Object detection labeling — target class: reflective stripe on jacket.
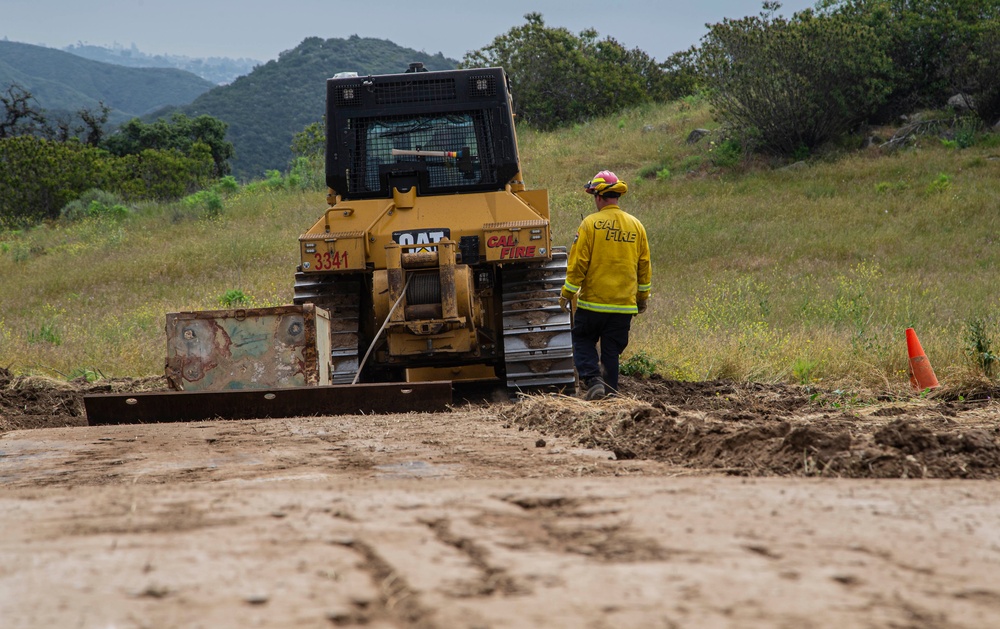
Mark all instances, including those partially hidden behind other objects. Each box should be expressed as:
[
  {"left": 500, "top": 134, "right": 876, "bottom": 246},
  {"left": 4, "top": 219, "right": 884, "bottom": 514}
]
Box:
[{"left": 563, "top": 204, "right": 651, "bottom": 314}]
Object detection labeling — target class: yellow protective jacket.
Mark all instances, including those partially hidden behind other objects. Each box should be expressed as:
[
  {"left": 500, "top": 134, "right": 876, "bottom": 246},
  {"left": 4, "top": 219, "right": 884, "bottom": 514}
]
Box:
[{"left": 563, "top": 204, "right": 652, "bottom": 314}]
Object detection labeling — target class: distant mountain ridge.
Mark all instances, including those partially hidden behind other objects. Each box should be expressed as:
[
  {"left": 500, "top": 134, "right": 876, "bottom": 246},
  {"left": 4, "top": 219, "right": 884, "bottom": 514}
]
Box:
[
  {"left": 0, "top": 40, "right": 214, "bottom": 125},
  {"left": 169, "top": 36, "right": 459, "bottom": 180},
  {"left": 62, "top": 42, "right": 260, "bottom": 85},
  {"left": 1, "top": 36, "right": 459, "bottom": 180}
]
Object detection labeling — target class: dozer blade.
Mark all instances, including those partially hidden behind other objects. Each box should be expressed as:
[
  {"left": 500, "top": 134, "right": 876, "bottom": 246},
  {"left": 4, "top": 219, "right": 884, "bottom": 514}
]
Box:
[{"left": 84, "top": 381, "right": 452, "bottom": 425}]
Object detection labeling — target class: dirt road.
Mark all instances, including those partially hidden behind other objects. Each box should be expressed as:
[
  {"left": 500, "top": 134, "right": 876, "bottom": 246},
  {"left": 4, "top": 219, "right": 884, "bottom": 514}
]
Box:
[{"left": 2, "top": 372, "right": 1000, "bottom": 628}]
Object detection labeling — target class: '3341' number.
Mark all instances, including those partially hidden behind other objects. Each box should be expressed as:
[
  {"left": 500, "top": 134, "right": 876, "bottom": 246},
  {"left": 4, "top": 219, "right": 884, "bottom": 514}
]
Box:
[{"left": 314, "top": 250, "right": 348, "bottom": 270}]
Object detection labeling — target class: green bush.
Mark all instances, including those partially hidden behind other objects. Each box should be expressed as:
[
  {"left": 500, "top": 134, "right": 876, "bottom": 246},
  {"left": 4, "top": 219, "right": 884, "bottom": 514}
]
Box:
[
  {"left": 830, "top": 1, "right": 1000, "bottom": 122},
  {"left": 219, "top": 289, "right": 251, "bottom": 308},
  {"left": 620, "top": 351, "right": 663, "bottom": 377},
  {"left": 102, "top": 113, "right": 234, "bottom": 178},
  {"left": 182, "top": 189, "right": 224, "bottom": 216},
  {"left": 680, "top": 154, "right": 705, "bottom": 172},
  {"left": 0, "top": 137, "right": 110, "bottom": 228},
  {"left": 60, "top": 189, "right": 131, "bottom": 222},
  {"left": 28, "top": 323, "right": 61, "bottom": 346},
  {"left": 699, "top": 5, "right": 892, "bottom": 155},
  {"left": 926, "top": 173, "right": 951, "bottom": 194},
  {"left": 213, "top": 176, "right": 239, "bottom": 195},
  {"left": 964, "top": 316, "right": 998, "bottom": 378},
  {"left": 955, "top": 19, "right": 1000, "bottom": 126},
  {"left": 637, "top": 161, "right": 671, "bottom": 180},
  {"left": 0, "top": 130, "right": 222, "bottom": 229},
  {"left": 709, "top": 139, "right": 742, "bottom": 168},
  {"left": 110, "top": 148, "right": 213, "bottom": 201},
  {"left": 245, "top": 170, "right": 288, "bottom": 194},
  {"left": 462, "top": 13, "right": 670, "bottom": 130}
]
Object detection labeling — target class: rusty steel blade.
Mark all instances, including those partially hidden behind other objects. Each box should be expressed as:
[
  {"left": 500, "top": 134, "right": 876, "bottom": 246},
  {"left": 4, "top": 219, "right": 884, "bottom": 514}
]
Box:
[{"left": 84, "top": 381, "right": 452, "bottom": 425}]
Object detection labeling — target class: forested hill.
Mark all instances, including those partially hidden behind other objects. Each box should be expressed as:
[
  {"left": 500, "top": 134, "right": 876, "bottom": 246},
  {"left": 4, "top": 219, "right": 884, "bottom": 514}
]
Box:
[
  {"left": 168, "top": 36, "right": 458, "bottom": 180},
  {"left": 62, "top": 43, "right": 259, "bottom": 85},
  {"left": 0, "top": 40, "right": 214, "bottom": 124}
]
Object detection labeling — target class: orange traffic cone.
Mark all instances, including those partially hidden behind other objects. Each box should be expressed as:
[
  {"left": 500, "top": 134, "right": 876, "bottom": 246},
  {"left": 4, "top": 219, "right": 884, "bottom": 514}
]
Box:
[{"left": 906, "top": 327, "right": 940, "bottom": 391}]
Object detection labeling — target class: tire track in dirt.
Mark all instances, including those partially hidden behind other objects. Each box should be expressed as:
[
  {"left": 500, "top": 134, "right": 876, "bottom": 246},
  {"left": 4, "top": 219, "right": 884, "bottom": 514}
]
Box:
[{"left": 332, "top": 536, "right": 437, "bottom": 629}]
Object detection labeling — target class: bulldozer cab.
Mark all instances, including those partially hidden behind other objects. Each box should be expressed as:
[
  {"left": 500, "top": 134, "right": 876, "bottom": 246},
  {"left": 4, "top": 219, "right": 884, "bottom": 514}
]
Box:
[{"left": 325, "top": 67, "right": 519, "bottom": 200}]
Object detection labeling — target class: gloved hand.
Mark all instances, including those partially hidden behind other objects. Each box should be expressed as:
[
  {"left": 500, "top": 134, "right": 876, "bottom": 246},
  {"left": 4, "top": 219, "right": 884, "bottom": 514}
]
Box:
[
  {"left": 559, "top": 287, "right": 574, "bottom": 313},
  {"left": 636, "top": 295, "right": 649, "bottom": 314}
]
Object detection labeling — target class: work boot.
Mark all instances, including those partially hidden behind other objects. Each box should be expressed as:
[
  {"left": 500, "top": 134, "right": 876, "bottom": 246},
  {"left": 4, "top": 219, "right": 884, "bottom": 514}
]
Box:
[{"left": 584, "top": 378, "right": 606, "bottom": 401}]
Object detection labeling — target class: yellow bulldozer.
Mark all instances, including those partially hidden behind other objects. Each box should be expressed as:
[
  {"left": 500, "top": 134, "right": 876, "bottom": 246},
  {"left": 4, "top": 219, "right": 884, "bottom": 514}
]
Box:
[{"left": 85, "top": 63, "right": 574, "bottom": 424}]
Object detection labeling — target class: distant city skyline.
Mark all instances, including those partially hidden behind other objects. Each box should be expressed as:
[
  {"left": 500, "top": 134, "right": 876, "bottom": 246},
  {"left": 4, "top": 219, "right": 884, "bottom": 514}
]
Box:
[{"left": 3, "top": 0, "right": 818, "bottom": 63}]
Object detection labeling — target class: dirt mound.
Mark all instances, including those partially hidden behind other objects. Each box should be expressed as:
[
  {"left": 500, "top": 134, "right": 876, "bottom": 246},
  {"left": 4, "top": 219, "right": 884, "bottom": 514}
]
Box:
[
  {"left": 0, "top": 367, "right": 166, "bottom": 433},
  {"left": 501, "top": 377, "right": 1000, "bottom": 479},
  {"left": 4, "top": 368, "right": 999, "bottom": 479}
]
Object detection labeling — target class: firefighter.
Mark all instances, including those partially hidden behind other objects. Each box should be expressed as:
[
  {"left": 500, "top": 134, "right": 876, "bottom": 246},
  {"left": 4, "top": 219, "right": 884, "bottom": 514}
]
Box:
[{"left": 560, "top": 170, "right": 652, "bottom": 400}]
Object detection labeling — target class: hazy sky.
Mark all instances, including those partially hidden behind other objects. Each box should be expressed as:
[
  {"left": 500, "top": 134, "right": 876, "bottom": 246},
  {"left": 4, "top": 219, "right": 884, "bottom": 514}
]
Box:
[{"left": 3, "top": 0, "right": 818, "bottom": 63}]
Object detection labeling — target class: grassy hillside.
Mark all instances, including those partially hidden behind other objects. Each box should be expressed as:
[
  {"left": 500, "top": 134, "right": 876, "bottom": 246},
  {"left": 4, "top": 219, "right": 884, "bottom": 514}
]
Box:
[
  {"left": 1, "top": 99, "right": 998, "bottom": 392},
  {"left": 0, "top": 40, "right": 214, "bottom": 124},
  {"left": 169, "top": 36, "right": 458, "bottom": 181}
]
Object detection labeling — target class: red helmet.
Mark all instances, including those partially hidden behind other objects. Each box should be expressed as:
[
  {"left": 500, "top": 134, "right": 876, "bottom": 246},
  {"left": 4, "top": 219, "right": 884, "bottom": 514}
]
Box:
[{"left": 584, "top": 170, "right": 628, "bottom": 196}]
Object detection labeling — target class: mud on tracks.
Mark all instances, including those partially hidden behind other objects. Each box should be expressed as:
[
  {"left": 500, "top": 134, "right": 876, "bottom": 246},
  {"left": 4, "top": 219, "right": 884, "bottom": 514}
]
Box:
[{"left": 3, "top": 367, "right": 999, "bottom": 479}]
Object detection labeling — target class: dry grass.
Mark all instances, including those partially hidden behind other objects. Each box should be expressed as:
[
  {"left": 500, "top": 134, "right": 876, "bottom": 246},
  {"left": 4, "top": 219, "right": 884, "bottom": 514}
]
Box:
[{"left": 2, "top": 98, "right": 998, "bottom": 392}]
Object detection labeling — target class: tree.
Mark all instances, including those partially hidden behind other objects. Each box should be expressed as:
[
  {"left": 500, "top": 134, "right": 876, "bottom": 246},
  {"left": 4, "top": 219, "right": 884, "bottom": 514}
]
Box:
[
  {"left": 78, "top": 102, "right": 111, "bottom": 146},
  {"left": 959, "top": 21, "right": 1000, "bottom": 125},
  {"left": 290, "top": 120, "right": 324, "bottom": 159},
  {"left": 0, "top": 137, "right": 110, "bottom": 227},
  {"left": 699, "top": 3, "right": 892, "bottom": 154},
  {"left": 2, "top": 83, "right": 113, "bottom": 145},
  {"left": 0, "top": 84, "right": 48, "bottom": 139},
  {"left": 819, "top": 0, "right": 1000, "bottom": 119},
  {"left": 658, "top": 48, "right": 701, "bottom": 102},
  {"left": 462, "top": 13, "right": 670, "bottom": 129},
  {"left": 102, "top": 112, "right": 234, "bottom": 177}
]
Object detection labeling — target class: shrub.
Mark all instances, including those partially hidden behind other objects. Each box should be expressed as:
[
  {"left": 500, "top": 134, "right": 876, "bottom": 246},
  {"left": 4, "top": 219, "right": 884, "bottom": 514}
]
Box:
[
  {"left": 954, "top": 19, "right": 1000, "bottom": 126},
  {"left": 60, "top": 189, "right": 131, "bottom": 222},
  {"left": 964, "top": 316, "right": 998, "bottom": 379},
  {"left": 213, "top": 175, "right": 239, "bottom": 195},
  {"left": 926, "top": 173, "right": 951, "bottom": 194},
  {"left": 0, "top": 137, "right": 110, "bottom": 228},
  {"left": 699, "top": 5, "right": 892, "bottom": 155},
  {"left": 953, "top": 119, "right": 981, "bottom": 149},
  {"left": 182, "top": 189, "right": 224, "bottom": 216},
  {"left": 709, "top": 138, "right": 742, "bottom": 168},
  {"left": 28, "top": 323, "right": 61, "bottom": 345},
  {"left": 637, "top": 162, "right": 671, "bottom": 180},
  {"left": 792, "top": 357, "right": 820, "bottom": 384},
  {"left": 219, "top": 289, "right": 252, "bottom": 308},
  {"left": 620, "top": 350, "right": 663, "bottom": 377},
  {"left": 462, "top": 13, "right": 669, "bottom": 130},
  {"left": 109, "top": 148, "right": 212, "bottom": 200},
  {"left": 680, "top": 154, "right": 705, "bottom": 172}
]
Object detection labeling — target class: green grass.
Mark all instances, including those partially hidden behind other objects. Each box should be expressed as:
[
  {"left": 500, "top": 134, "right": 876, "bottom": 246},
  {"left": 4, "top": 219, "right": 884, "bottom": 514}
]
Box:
[{"left": 2, "top": 100, "right": 998, "bottom": 393}]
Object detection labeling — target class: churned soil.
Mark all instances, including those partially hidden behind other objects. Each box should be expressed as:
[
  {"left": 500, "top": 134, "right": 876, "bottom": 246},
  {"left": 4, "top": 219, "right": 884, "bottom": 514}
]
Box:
[
  {"left": 6, "top": 368, "right": 996, "bottom": 480},
  {"left": 3, "top": 367, "right": 1000, "bottom": 628},
  {"left": 504, "top": 375, "right": 1000, "bottom": 480}
]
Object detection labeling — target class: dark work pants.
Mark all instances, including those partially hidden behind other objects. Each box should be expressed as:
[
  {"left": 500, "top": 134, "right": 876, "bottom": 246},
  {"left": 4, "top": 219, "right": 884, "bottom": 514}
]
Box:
[{"left": 572, "top": 308, "right": 632, "bottom": 392}]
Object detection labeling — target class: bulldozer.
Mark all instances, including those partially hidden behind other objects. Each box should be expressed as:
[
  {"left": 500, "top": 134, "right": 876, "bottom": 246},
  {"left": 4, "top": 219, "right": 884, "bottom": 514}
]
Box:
[
  {"left": 85, "top": 64, "right": 574, "bottom": 424},
  {"left": 294, "top": 62, "right": 573, "bottom": 389}
]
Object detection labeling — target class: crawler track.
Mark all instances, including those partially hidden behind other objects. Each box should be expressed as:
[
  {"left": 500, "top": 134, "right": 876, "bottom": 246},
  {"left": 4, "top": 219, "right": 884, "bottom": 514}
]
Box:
[
  {"left": 499, "top": 246, "right": 576, "bottom": 391},
  {"left": 293, "top": 272, "right": 362, "bottom": 385}
]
